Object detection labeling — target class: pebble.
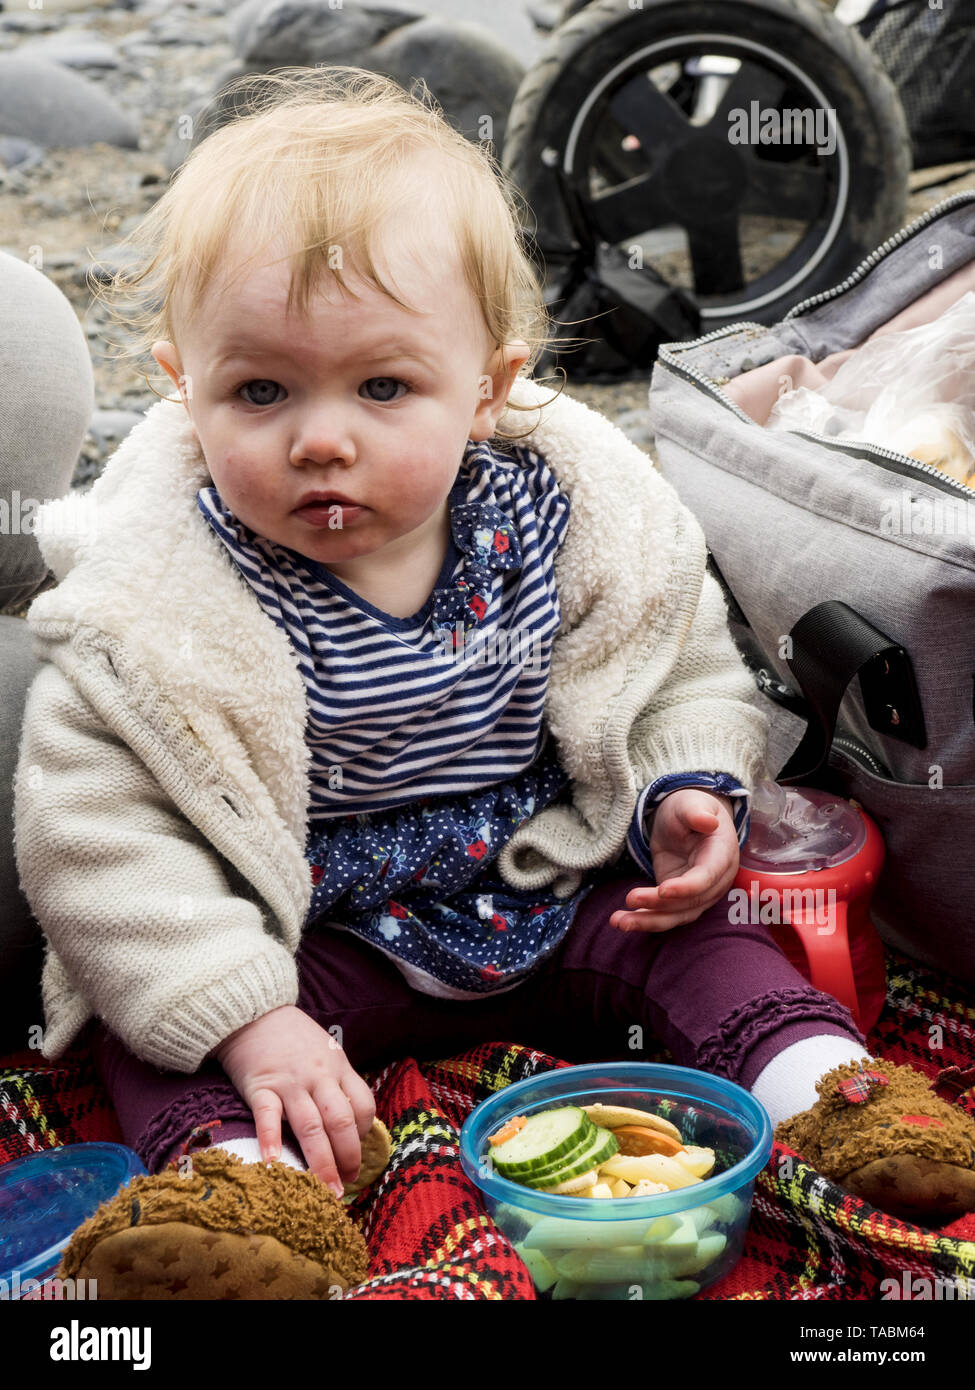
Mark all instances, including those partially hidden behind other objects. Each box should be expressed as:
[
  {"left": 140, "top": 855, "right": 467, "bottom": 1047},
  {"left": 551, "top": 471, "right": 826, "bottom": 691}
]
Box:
[
  {"left": 370, "top": 15, "right": 526, "bottom": 148},
  {"left": 86, "top": 408, "right": 146, "bottom": 452},
  {"left": 86, "top": 241, "right": 148, "bottom": 286},
  {"left": 614, "top": 408, "right": 654, "bottom": 449},
  {"left": 0, "top": 136, "right": 45, "bottom": 171},
  {"left": 229, "top": 0, "right": 421, "bottom": 66},
  {"left": 0, "top": 54, "right": 139, "bottom": 148},
  {"left": 15, "top": 28, "right": 121, "bottom": 70},
  {"left": 191, "top": 0, "right": 525, "bottom": 156},
  {"left": 0, "top": 12, "right": 61, "bottom": 35},
  {"left": 3, "top": 0, "right": 124, "bottom": 12}
]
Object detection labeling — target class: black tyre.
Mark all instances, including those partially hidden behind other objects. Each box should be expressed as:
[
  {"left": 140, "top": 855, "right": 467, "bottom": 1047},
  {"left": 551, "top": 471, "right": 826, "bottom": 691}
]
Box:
[{"left": 505, "top": 0, "right": 912, "bottom": 331}]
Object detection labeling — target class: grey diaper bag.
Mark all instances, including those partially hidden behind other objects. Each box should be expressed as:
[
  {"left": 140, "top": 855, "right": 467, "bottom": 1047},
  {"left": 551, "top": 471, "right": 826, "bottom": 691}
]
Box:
[{"left": 649, "top": 191, "right": 975, "bottom": 984}]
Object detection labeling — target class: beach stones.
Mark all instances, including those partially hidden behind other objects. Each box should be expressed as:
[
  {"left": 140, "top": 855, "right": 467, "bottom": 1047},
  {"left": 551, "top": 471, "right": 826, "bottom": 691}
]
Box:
[
  {"left": 370, "top": 15, "right": 526, "bottom": 146},
  {"left": 187, "top": 0, "right": 527, "bottom": 156},
  {"left": 14, "top": 28, "right": 121, "bottom": 70},
  {"left": 229, "top": 0, "right": 417, "bottom": 66},
  {"left": 0, "top": 55, "right": 138, "bottom": 149}
]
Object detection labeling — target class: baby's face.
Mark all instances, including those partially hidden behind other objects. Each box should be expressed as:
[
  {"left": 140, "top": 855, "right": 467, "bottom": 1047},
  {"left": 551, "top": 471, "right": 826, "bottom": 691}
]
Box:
[{"left": 152, "top": 237, "right": 528, "bottom": 577}]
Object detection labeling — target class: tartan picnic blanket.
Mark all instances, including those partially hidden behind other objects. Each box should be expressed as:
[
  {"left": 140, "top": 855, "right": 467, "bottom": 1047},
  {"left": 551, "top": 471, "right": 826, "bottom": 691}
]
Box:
[{"left": 2, "top": 943, "right": 975, "bottom": 1300}]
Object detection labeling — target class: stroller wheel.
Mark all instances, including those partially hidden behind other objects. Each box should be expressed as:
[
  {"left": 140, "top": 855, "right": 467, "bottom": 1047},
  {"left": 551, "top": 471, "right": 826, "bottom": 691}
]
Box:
[{"left": 505, "top": 0, "right": 911, "bottom": 332}]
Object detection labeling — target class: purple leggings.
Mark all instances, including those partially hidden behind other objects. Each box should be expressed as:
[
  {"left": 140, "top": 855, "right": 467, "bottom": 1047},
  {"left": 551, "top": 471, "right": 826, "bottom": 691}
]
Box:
[{"left": 89, "top": 868, "right": 866, "bottom": 1173}]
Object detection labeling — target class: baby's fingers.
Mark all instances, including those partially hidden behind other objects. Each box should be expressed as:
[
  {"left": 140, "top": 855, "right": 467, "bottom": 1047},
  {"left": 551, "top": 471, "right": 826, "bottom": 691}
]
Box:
[
  {"left": 286, "top": 1093, "right": 344, "bottom": 1197},
  {"left": 657, "top": 864, "right": 717, "bottom": 899},
  {"left": 312, "top": 1080, "right": 362, "bottom": 1186},
  {"left": 341, "top": 1070, "right": 378, "bottom": 1141},
  {"left": 250, "top": 1088, "right": 284, "bottom": 1164}
]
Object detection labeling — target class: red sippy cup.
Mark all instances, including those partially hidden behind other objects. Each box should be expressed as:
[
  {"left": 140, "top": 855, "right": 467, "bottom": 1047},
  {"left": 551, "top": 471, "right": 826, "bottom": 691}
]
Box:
[{"left": 733, "top": 781, "right": 887, "bottom": 1034}]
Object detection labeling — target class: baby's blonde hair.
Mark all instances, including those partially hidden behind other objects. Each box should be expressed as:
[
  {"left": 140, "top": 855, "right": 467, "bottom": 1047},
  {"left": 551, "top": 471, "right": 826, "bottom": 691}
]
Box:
[{"left": 95, "top": 65, "right": 572, "bottom": 437}]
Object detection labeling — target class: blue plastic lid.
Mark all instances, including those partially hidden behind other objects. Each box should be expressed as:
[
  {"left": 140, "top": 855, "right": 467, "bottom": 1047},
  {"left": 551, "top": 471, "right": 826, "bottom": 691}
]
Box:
[{"left": 0, "top": 1143, "right": 147, "bottom": 1286}]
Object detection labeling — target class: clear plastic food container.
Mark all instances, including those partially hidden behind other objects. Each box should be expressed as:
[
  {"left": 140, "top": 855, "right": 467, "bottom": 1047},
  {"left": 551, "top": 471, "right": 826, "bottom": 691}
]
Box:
[
  {"left": 0, "top": 1143, "right": 147, "bottom": 1299},
  {"left": 459, "top": 1062, "right": 773, "bottom": 1301}
]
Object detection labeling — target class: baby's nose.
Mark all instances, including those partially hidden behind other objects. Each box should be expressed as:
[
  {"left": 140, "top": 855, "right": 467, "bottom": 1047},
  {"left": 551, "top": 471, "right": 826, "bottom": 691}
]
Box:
[{"left": 291, "top": 410, "right": 357, "bottom": 467}]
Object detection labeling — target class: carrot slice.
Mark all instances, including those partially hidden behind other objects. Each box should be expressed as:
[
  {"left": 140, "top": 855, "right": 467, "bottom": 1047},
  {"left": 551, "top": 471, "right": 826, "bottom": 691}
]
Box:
[
  {"left": 487, "top": 1115, "right": 528, "bottom": 1146},
  {"left": 611, "top": 1124, "right": 684, "bottom": 1158}
]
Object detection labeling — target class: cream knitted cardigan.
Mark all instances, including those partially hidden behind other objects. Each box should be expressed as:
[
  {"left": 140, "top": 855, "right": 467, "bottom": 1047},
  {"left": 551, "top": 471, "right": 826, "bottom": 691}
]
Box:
[{"left": 13, "top": 376, "right": 770, "bottom": 1072}]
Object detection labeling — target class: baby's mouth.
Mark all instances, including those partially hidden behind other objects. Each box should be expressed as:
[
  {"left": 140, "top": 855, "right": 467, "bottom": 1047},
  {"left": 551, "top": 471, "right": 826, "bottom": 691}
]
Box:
[{"left": 294, "top": 498, "right": 367, "bottom": 525}]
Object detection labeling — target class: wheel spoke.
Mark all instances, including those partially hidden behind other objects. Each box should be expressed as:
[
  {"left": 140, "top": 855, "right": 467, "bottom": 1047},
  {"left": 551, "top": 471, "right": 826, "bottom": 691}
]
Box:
[
  {"left": 687, "top": 215, "right": 744, "bottom": 296},
  {"left": 607, "top": 71, "right": 692, "bottom": 156},
  {"left": 587, "top": 170, "right": 676, "bottom": 241},
  {"left": 705, "top": 61, "right": 789, "bottom": 134},
  {"left": 738, "top": 150, "right": 828, "bottom": 220}
]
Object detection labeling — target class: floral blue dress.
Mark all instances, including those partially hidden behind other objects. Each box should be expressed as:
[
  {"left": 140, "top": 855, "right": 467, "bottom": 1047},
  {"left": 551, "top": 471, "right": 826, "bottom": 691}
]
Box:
[{"left": 300, "top": 461, "right": 591, "bottom": 995}]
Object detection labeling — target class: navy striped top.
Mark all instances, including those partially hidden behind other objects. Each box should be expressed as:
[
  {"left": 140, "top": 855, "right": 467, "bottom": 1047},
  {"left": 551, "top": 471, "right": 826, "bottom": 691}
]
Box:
[{"left": 196, "top": 437, "right": 572, "bottom": 821}]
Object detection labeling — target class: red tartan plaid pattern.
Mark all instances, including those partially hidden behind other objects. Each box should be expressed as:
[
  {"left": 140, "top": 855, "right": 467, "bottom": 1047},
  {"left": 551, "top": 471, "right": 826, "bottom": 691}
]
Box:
[
  {"left": 835, "top": 1067, "right": 891, "bottom": 1104},
  {"left": 2, "top": 945, "right": 975, "bottom": 1300}
]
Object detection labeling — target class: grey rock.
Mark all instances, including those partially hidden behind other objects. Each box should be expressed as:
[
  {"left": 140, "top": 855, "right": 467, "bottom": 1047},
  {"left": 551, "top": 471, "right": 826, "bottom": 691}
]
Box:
[
  {"left": 368, "top": 16, "right": 526, "bottom": 148},
  {"left": 0, "top": 56, "right": 139, "bottom": 149},
  {"left": 147, "top": 11, "right": 216, "bottom": 47},
  {"left": 0, "top": 12, "right": 59, "bottom": 34},
  {"left": 417, "top": 0, "right": 543, "bottom": 60},
  {"left": 614, "top": 408, "right": 653, "bottom": 448},
  {"left": 86, "top": 408, "right": 145, "bottom": 451},
  {"left": 159, "top": 59, "right": 245, "bottom": 170},
  {"left": 147, "top": 29, "right": 213, "bottom": 46},
  {"left": 0, "top": 136, "right": 45, "bottom": 170},
  {"left": 16, "top": 28, "right": 121, "bottom": 70},
  {"left": 32, "top": 191, "right": 71, "bottom": 217},
  {"left": 0, "top": 166, "right": 28, "bottom": 193},
  {"left": 86, "top": 241, "right": 146, "bottom": 286},
  {"left": 189, "top": 8, "right": 525, "bottom": 158},
  {"left": 116, "top": 27, "right": 154, "bottom": 49},
  {"left": 40, "top": 251, "right": 86, "bottom": 272},
  {"left": 230, "top": 0, "right": 418, "bottom": 66},
  {"left": 118, "top": 40, "right": 166, "bottom": 60},
  {"left": 524, "top": 0, "right": 562, "bottom": 31}
]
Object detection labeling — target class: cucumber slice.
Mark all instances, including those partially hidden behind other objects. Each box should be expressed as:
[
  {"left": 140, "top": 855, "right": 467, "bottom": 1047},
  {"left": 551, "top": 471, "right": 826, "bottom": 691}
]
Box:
[
  {"left": 535, "top": 1167, "right": 601, "bottom": 1195},
  {"left": 522, "top": 1127, "right": 620, "bottom": 1190},
  {"left": 488, "top": 1106, "right": 593, "bottom": 1175},
  {"left": 491, "top": 1123, "right": 594, "bottom": 1179}
]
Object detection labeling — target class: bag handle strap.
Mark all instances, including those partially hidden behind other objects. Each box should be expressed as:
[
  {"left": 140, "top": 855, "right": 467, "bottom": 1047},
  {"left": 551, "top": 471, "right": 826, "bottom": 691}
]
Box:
[
  {"left": 706, "top": 553, "right": 927, "bottom": 785},
  {"left": 778, "top": 599, "right": 926, "bottom": 783}
]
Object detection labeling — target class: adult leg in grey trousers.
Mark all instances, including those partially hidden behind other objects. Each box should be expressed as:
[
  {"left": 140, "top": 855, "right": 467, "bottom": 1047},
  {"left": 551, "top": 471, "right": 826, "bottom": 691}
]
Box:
[{"left": 0, "top": 250, "right": 94, "bottom": 1052}]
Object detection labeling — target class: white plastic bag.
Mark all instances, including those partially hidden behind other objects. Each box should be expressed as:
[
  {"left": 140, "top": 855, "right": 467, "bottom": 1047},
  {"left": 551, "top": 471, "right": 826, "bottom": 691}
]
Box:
[{"left": 766, "top": 290, "right": 975, "bottom": 487}]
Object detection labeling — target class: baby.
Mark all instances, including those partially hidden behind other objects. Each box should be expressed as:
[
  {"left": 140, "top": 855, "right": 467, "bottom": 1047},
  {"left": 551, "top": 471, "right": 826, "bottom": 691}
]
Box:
[{"left": 14, "top": 66, "right": 964, "bottom": 1293}]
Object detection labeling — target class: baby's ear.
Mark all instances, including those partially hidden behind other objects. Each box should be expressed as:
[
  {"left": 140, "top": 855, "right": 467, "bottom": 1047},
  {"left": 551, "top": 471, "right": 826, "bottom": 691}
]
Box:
[
  {"left": 470, "top": 341, "right": 532, "bottom": 440},
  {"left": 150, "top": 340, "right": 193, "bottom": 413}
]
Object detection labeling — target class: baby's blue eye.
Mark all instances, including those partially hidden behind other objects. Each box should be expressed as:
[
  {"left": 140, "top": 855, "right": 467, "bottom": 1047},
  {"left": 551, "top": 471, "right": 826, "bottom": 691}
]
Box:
[
  {"left": 362, "top": 377, "right": 409, "bottom": 402},
  {"left": 239, "top": 380, "right": 283, "bottom": 406}
]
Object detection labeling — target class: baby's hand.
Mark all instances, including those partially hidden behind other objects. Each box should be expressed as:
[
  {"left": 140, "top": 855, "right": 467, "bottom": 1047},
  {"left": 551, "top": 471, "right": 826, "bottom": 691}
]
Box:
[
  {"left": 609, "top": 790, "right": 740, "bottom": 932},
  {"left": 214, "top": 1005, "right": 376, "bottom": 1198}
]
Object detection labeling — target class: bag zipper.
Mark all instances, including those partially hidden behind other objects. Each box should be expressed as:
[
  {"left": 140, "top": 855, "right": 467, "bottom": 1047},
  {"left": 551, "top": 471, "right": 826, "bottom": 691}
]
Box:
[
  {"left": 830, "top": 733, "right": 891, "bottom": 779},
  {"left": 783, "top": 189, "right": 975, "bottom": 321},
  {"left": 656, "top": 190, "right": 975, "bottom": 503}
]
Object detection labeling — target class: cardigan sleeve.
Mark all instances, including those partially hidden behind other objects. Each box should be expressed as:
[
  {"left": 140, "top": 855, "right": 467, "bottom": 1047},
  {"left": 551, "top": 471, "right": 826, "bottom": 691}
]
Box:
[
  {"left": 12, "top": 660, "right": 299, "bottom": 1073},
  {"left": 627, "top": 560, "right": 771, "bottom": 798}
]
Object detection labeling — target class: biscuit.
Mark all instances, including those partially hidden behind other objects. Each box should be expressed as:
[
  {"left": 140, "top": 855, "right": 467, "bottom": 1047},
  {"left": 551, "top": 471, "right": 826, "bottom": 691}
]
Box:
[
  {"left": 581, "top": 1103, "right": 682, "bottom": 1142},
  {"left": 342, "top": 1118, "right": 392, "bottom": 1199}
]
